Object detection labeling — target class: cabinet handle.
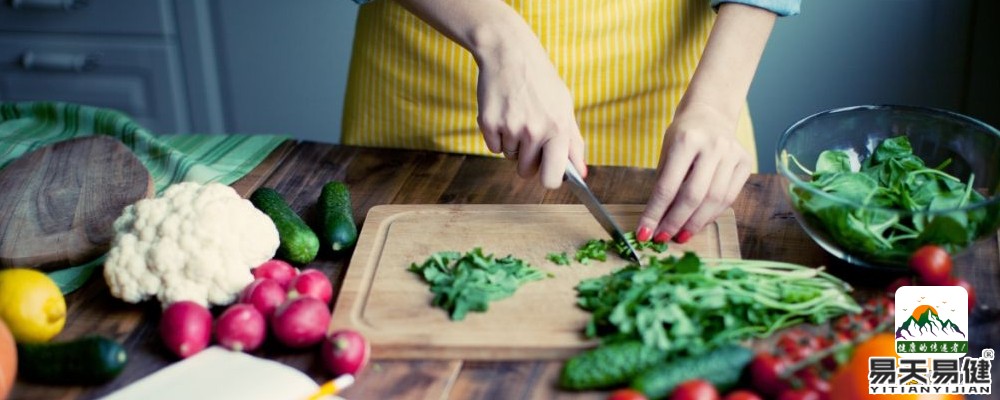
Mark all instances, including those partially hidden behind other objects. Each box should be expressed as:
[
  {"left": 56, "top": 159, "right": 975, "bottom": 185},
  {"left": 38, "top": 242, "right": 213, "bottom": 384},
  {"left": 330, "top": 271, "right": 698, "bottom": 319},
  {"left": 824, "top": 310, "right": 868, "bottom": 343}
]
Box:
[
  {"left": 21, "top": 51, "right": 98, "bottom": 72},
  {"left": 8, "top": 0, "right": 87, "bottom": 11}
]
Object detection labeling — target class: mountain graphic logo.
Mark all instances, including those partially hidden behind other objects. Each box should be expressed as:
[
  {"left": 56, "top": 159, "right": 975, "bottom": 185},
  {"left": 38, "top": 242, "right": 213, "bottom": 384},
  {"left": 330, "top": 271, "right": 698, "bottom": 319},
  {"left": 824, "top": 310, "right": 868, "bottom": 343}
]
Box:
[{"left": 894, "top": 304, "right": 966, "bottom": 340}]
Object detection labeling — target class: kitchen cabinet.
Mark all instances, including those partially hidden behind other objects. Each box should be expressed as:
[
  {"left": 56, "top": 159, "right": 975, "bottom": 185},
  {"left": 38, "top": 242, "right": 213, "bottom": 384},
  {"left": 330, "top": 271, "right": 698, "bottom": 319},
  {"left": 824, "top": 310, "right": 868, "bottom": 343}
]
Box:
[{"left": 0, "top": 0, "right": 221, "bottom": 134}]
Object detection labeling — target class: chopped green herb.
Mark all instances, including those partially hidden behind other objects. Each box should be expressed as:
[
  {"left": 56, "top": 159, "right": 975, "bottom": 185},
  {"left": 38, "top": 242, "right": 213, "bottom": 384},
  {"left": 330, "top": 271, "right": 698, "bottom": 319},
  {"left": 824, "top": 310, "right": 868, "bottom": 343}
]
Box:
[
  {"left": 576, "top": 252, "right": 860, "bottom": 355},
  {"left": 572, "top": 231, "right": 669, "bottom": 265},
  {"left": 574, "top": 239, "right": 608, "bottom": 264},
  {"left": 789, "top": 136, "right": 996, "bottom": 264},
  {"left": 408, "top": 248, "right": 548, "bottom": 321},
  {"left": 547, "top": 252, "right": 571, "bottom": 266}
]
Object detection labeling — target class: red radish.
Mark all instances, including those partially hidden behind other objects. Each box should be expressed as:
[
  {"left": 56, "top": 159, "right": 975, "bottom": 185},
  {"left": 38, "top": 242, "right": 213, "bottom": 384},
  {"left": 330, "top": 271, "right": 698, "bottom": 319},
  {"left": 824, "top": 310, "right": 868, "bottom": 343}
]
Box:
[
  {"left": 160, "top": 301, "right": 212, "bottom": 359},
  {"left": 288, "top": 269, "right": 333, "bottom": 304},
  {"left": 240, "top": 278, "right": 287, "bottom": 317},
  {"left": 271, "top": 297, "right": 330, "bottom": 348},
  {"left": 320, "top": 330, "right": 370, "bottom": 376},
  {"left": 215, "top": 304, "right": 266, "bottom": 352},
  {"left": 252, "top": 259, "right": 299, "bottom": 289}
]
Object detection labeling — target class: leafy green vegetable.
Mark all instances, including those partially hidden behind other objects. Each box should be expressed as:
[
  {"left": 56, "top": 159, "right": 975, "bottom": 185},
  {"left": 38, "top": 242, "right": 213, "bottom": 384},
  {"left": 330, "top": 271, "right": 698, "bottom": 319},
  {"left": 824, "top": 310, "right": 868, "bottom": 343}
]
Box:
[
  {"left": 408, "top": 248, "right": 549, "bottom": 321},
  {"left": 573, "top": 231, "right": 668, "bottom": 265},
  {"left": 576, "top": 252, "right": 860, "bottom": 355},
  {"left": 547, "top": 252, "right": 571, "bottom": 266},
  {"left": 575, "top": 239, "right": 608, "bottom": 264},
  {"left": 789, "top": 136, "right": 995, "bottom": 264}
]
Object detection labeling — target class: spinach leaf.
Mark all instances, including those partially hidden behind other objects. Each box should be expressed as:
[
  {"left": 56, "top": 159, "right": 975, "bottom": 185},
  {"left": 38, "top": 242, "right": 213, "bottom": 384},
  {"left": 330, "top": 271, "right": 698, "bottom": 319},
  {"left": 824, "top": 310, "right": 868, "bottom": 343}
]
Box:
[
  {"left": 790, "top": 136, "right": 992, "bottom": 264},
  {"left": 409, "top": 248, "right": 548, "bottom": 321}
]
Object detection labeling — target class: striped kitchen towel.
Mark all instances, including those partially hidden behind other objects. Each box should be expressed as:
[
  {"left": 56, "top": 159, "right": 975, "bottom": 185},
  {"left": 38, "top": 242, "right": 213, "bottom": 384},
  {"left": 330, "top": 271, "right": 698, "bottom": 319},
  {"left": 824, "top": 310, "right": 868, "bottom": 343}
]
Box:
[{"left": 0, "top": 101, "right": 289, "bottom": 193}]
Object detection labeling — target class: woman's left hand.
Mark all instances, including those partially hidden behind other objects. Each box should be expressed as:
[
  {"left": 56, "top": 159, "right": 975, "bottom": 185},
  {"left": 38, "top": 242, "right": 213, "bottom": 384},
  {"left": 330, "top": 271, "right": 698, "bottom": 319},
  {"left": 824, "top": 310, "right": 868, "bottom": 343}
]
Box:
[{"left": 636, "top": 102, "right": 752, "bottom": 244}]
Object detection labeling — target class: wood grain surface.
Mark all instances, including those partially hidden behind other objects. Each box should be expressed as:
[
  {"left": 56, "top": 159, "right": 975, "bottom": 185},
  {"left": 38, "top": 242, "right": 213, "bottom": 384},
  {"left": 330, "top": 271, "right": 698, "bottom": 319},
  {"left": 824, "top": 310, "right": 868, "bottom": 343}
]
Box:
[
  {"left": 330, "top": 204, "right": 739, "bottom": 360},
  {"left": 0, "top": 136, "right": 152, "bottom": 270},
  {"left": 8, "top": 143, "right": 999, "bottom": 400}
]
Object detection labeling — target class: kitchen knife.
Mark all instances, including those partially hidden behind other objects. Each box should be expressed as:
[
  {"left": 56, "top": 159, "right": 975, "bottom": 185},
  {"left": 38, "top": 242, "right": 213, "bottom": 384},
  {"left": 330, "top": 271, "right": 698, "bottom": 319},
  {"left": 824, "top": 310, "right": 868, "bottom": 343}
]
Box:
[{"left": 563, "top": 163, "right": 642, "bottom": 264}]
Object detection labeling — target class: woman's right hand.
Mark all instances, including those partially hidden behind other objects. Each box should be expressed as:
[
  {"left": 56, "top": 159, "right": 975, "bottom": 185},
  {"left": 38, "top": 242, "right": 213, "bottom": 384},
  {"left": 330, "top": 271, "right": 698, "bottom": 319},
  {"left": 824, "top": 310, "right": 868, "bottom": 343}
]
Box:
[
  {"left": 394, "top": 0, "right": 587, "bottom": 188},
  {"left": 472, "top": 29, "right": 587, "bottom": 188}
]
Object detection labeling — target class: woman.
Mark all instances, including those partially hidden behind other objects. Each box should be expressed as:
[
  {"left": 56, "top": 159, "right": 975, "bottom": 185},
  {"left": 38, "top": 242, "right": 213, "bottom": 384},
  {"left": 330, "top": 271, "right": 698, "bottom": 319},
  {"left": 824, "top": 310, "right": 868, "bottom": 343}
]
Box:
[{"left": 341, "top": 0, "right": 799, "bottom": 243}]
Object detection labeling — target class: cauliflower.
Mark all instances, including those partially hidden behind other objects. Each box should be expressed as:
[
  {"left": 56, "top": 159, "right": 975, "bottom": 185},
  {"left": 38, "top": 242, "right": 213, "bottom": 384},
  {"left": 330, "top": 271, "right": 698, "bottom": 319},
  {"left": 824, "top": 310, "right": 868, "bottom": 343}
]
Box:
[{"left": 104, "top": 182, "right": 280, "bottom": 307}]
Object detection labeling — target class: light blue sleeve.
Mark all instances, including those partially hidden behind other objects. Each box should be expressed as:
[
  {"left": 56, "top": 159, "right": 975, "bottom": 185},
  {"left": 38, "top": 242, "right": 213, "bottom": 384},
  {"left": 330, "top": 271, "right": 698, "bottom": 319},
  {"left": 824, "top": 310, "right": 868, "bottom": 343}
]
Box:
[{"left": 710, "top": 0, "right": 801, "bottom": 17}]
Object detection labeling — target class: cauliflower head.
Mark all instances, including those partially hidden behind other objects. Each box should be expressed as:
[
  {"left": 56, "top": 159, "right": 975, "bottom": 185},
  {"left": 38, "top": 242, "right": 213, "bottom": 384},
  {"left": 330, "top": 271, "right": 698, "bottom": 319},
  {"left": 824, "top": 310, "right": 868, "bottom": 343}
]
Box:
[{"left": 104, "top": 182, "right": 280, "bottom": 307}]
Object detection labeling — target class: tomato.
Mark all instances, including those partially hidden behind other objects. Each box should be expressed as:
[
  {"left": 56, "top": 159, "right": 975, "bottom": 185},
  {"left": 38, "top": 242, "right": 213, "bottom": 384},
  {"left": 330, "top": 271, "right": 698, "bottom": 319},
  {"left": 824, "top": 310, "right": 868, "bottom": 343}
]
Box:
[
  {"left": 908, "top": 245, "right": 952, "bottom": 285},
  {"left": 832, "top": 314, "right": 874, "bottom": 340},
  {"left": 670, "top": 379, "right": 719, "bottom": 400},
  {"left": 951, "top": 278, "right": 977, "bottom": 312},
  {"left": 829, "top": 333, "right": 963, "bottom": 400},
  {"left": 794, "top": 368, "right": 831, "bottom": 398},
  {"left": 778, "top": 333, "right": 826, "bottom": 364},
  {"left": 748, "top": 353, "right": 788, "bottom": 397},
  {"left": 722, "top": 390, "right": 762, "bottom": 400},
  {"left": 608, "top": 388, "right": 648, "bottom": 400},
  {"left": 777, "top": 388, "right": 821, "bottom": 400},
  {"left": 860, "top": 296, "right": 895, "bottom": 328}
]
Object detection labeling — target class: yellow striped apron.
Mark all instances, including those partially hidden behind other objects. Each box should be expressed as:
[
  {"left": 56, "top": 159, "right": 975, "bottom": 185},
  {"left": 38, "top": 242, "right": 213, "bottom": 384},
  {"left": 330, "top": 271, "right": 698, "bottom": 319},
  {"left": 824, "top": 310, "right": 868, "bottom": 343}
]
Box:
[{"left": 342, "top": 0, "right": 757, "bottom": 170}]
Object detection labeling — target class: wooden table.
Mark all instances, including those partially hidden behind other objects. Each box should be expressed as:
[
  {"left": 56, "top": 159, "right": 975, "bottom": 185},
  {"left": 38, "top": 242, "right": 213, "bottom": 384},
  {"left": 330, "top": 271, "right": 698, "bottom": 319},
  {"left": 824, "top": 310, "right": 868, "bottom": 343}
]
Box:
[{"left": 10, "top": 142, "right": 999, "bottom": 400}]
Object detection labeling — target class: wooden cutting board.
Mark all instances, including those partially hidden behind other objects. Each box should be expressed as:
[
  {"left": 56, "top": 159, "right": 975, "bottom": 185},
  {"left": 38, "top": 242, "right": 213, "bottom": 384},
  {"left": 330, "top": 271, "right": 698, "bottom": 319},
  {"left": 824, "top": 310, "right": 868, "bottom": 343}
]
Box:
[
  {"left": 329, "top": 204, "right": 740, "bottom": 360},
  {"left": 0, "top": 136, "right": 153, "bottom": 270}
]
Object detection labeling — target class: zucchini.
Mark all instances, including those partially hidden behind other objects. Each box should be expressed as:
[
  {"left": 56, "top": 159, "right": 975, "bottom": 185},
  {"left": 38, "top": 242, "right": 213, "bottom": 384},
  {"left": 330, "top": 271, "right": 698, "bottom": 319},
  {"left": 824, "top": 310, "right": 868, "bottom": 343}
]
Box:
[
  {"left": 319, "top": 181, "right": 358, "bottom": 252},
  {"left": 250, "top": 187, "right": 319, "bottom": 264},
  {"left": 17, "top": 335, "right": 128, "bottom": 385},
  {"left": 631, "top": 345, "right": 752, "bottom": 399},
  {"left": 560, "top": 340, "right": 670, "bottom": 390}
]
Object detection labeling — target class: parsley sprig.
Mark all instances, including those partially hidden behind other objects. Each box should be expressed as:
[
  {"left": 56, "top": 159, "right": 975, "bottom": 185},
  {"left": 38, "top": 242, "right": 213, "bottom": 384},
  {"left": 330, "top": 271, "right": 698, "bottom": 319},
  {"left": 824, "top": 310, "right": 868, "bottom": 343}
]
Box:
[{"left": 576, "top": 252, "right": 860, "bottom": 355}]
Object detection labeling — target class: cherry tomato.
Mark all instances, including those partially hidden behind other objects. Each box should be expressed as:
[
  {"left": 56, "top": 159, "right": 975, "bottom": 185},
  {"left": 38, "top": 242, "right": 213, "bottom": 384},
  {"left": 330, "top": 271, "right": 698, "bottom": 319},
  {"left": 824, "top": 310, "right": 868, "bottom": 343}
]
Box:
[
  {"left": 951, "top": 278, "right": 977, "bottom": 312},
  {"left": 748, "top": 353, "right": 788, "bottom": 397},
  {"left": 794, "top": 368, "right": 831, "bottom": 399},
  {"left": 909, "top": 245, "right": 953, "bottom": 285},
  {"left": 777, "top": 388, "right": 822, "bottom": 400},
  {"left": 832, "top": 314, "right": 873, "bottom": 340},
  {"left": 860, "top": 296, "right": 895, "bottom": 328},
  {"left": 777, "top": 331, "right": 825, "bottom": 364},
  {"left": 722, "top": 390, "right": 763, "bottom": 400},
  {"left": 608, "top": 388, "right": 648, "bottom": 400},
  {"left": 670, "top": 379, "right": 720, "bottom": 400}
]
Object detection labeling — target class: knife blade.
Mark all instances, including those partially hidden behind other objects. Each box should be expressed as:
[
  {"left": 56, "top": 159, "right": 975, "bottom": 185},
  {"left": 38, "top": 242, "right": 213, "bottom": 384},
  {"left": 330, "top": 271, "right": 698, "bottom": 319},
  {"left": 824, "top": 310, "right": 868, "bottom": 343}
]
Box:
[{"left": 563, "top": 163, "right": 642, "bottom": 264}]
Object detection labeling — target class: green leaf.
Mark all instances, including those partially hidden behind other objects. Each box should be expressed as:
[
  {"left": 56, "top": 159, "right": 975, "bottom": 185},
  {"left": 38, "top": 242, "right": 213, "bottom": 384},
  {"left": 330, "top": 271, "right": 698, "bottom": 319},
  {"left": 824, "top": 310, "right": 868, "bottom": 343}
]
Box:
[
  {"left": 815, "top": 150, "right": 853, "bottom": 175},
  {"left": 547, "top": 252, "right": 571, "bottom": 266},
  {"left": 47, "top": 255, "right": 105, "bottom": 295}
]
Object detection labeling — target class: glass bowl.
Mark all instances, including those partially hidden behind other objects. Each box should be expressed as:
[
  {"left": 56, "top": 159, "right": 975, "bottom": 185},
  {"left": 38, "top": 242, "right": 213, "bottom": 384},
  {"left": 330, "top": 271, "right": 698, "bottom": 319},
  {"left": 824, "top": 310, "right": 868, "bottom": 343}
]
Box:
[{"left": 775, "top": 105, "right": 1000, "bottom": 269}]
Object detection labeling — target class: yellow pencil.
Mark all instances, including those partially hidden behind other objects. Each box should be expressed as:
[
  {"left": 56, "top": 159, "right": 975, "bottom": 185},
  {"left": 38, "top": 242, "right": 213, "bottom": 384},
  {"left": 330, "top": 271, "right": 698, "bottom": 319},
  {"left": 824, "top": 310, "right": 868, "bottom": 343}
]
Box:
[{"left": 304, "top": 374, "right": 355, "bottom": 400}]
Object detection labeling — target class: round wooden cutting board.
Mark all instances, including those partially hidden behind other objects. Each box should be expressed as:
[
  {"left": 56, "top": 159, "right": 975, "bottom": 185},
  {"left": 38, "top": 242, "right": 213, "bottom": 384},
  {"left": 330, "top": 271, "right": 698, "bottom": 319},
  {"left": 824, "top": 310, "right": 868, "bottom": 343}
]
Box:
[{"left": 0, "top": 136, "right": 153, "bottom": 270}]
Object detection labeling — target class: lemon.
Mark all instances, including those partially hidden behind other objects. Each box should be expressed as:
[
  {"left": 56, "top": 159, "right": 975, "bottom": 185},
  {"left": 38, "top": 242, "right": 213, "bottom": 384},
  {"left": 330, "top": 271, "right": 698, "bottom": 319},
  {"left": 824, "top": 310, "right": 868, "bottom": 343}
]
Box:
[{"left": 0, "top": 268, "right": 66, "bottom": 343}]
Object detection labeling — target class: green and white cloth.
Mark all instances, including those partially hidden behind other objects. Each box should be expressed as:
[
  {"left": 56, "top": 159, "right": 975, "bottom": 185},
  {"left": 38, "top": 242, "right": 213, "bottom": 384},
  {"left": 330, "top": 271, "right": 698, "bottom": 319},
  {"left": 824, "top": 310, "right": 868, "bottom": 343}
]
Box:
[
  {"left": 0, "top": 102, "right": 289, "bottom": 193},
  {"left": 0, "top": 101, "right": 290, "bottom": 289}
]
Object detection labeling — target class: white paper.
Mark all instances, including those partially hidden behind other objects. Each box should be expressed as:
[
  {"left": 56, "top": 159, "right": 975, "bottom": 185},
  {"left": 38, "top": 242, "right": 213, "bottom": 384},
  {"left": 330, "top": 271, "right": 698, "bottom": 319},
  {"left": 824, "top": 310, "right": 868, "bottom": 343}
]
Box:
[{"left": 101, "top": 347, "right": 332, "bottom": 400}]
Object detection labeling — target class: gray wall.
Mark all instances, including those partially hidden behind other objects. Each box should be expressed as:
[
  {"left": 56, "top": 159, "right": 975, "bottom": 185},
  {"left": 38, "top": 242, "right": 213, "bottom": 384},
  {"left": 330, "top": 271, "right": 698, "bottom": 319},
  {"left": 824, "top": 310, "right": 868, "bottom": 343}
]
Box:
[
  {"left": 210, "top": 0, "right": 996, "bottom": 173},
  {"left": 750, "top": 0, "right": 987, "bottom": 172}
]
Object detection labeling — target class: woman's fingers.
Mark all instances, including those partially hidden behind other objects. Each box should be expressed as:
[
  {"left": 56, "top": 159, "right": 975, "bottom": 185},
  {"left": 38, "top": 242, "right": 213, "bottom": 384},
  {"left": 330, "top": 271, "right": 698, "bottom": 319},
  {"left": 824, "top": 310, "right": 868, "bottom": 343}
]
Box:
[
  {"left": 676, "top": 156, "right": 740, "bottom": 238},
  {"left": 653, "top": 152, "right": 720, "bottom": 242},
  {"left": 637, "top": 141, "right": 697, "bottom": 243}
]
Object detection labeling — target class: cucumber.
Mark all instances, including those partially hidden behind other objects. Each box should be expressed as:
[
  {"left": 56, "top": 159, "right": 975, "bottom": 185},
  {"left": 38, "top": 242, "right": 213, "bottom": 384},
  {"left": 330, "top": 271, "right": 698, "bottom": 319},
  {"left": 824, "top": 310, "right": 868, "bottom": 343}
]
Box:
[
  {"left": 319, "top": 181, "right": 358, "bottom": 252},
  {"left": 631, "top": 345, "right": 753, "bottom": 399},
  {"left": 250, "top": 187, "right": 319, "bottom": 264},
  {"left": 560, "top": 340, "right": 670, "bottom": 390},
  {"left": 17, "top": 335, "right": 128, "bottom": 385}
]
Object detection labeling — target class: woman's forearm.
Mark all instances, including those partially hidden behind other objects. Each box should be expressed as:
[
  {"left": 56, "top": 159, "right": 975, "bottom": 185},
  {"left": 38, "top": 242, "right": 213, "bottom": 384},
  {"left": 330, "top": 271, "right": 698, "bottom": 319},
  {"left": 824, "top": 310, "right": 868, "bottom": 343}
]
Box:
[
  {"left": 679, "top": 2, "right": 777, "bottom": 123},
  {"left": 392, "top": 0, "right": 542, "bottom": 65}
]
